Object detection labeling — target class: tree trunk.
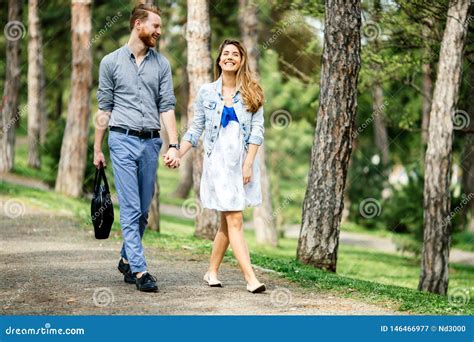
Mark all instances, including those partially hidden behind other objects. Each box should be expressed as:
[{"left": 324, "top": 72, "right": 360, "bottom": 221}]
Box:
[
  {"left": 421, "top": 23, "right": 433, "bottom": 146},
  {"left": 297, "top": 0, "right": 361, "bottom": 272},
  {"left": 55, "top": 0, "right": 93, "bottom": 197},
  {"left": 239, "top": 0, "right": 278, "bottom": 247},
  {"left": 418, "top": 0, "right": 470, "bottom": 295},
  {"left": 187, "top": 0, "right": 220, "bottom": 240},
  {"left": 0, "top": 0, "right": 23, "bottom": 173},
  {"left": 27, "top": 0, "right": 45, "bottom": 169},
  {"left": 372, "top": 82, "right": 390, "bottom": 165},
  {"left": 461, "top": 60, "right": 474, "bottom": 232},
  {"left": 173, "top": 66, "right": 194, "bottom": 198}
]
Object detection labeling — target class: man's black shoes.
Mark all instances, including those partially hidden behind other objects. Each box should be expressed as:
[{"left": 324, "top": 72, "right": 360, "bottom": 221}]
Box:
[
  {"left": 136, "top": 272, "right": 159, "bottom": 292},
  {"left": 118, "top": 259, "right": 136, "bottom": 284},
  {"left": 117, "top": 258, "right": 130, "bottom": 275}
]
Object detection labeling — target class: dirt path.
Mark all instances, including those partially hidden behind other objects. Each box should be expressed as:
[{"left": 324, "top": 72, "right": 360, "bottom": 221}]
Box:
[{"left": 0, "top": 206, "right": 400, "bottom": 315}]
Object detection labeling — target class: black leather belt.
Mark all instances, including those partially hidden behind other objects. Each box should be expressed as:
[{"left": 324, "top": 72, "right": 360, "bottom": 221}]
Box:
[{"left": 110, "top": 126, "right": 160, "bottom": 139}]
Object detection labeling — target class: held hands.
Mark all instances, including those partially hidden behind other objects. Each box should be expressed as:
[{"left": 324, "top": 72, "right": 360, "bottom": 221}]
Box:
[{"left": 163, "top": 148, "right": 181, "bottom": 169}]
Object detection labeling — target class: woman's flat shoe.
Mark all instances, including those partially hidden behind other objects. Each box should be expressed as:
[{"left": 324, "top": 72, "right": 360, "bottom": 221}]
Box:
[
  {"left": 203, "top": 273, "right": 222, "bottom": 287},
  {"left": 247, "top": 282, "right": 266, "bottom": 293}
]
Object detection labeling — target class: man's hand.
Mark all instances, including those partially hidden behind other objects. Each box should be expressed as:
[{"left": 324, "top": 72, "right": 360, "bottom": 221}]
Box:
[
  {"left": 163, "top": 148, "right": 180, "bottom": 168},
  {"left": 94, "top": 149, "right": 106, "bottom": 168}
]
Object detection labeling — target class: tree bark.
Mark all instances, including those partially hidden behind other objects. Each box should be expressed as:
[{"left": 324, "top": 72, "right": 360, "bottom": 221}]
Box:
[
  {"left": 460, "top": 43, "right": 474, "bottom": 232},
  {"left": 173, "top": 65, "right": 194, "bottom": 199},
  {"left": 0, "top": 0, "right": 23, "bottom": 173},
  {"left": 418, "top": 0, "right": 470, "bottom": 295},
  {"left": 55, "top": 0, "right": 93, "bottom": 197},
  {"left": 187, "top": 0, "right": 220, "bottom": 240},
  {"left": 239, "top": 0, "right": 278, "bottom": 247},
  {"left": 27, "top": 0, "right": 45, "bottom": 169},
  {"left": 297, "top": 0, "right": 361, "bottom": 272},
  {"left": 421, "top": 21, "right": 433, "bottom": 145}
]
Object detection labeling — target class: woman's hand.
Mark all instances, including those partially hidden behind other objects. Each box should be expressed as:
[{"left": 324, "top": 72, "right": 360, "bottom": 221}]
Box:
[{"left": 243, "top": 161, "right": 253, "bottom": 185}]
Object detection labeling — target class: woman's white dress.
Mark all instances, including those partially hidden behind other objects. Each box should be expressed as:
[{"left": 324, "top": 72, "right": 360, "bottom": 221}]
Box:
[{"left": 200, "top": 107, "right": 261, "bottom": 211}]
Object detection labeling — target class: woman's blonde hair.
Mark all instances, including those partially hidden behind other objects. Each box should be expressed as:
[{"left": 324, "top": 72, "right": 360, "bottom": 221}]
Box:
[{"left": 214, "top": 39, "right": 264, "bottom": 113}]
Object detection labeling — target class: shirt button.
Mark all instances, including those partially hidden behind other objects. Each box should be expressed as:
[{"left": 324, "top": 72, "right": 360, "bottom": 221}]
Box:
[
  {"left": 214, "top": 125, "right": 217, "bottom": 129},
  {"left": 211, "top": 139, "right": 214, "bottom": 142}
]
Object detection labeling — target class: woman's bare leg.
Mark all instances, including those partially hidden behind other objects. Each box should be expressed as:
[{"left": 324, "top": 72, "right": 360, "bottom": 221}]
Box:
[
  {"left": 224, "top": 211, "right": 260, "bottom": 286},
  {"left": 207, "top": 212, "right": 229, "bottom": 281}
]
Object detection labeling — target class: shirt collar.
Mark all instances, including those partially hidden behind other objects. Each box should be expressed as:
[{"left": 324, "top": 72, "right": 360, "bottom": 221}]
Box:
[
  {"left": 124, "top": 43, "right": 151, "bottom": 60},
  {"left": 215, "top": 76, "right": 241, "bottom": 102}
]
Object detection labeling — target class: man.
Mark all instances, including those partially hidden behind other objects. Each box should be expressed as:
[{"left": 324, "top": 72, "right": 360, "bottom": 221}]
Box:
[{"left": 94, "top": 4, "right": 180, "bottom": 292}]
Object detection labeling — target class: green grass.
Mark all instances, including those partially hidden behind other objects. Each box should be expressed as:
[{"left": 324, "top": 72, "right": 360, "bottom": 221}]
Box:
[{"left": 1, "top": 180, "right": 473, "bottom": 315}]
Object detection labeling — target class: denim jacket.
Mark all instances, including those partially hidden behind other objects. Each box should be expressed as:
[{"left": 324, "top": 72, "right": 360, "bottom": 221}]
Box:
[{"left": 182, "top": 77, "right": 264, "bottom": 157}]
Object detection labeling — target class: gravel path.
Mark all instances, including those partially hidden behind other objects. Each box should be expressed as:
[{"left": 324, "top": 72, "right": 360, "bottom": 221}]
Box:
[{"left": 0, "top": 207, "right": 400, "bottom": 315}]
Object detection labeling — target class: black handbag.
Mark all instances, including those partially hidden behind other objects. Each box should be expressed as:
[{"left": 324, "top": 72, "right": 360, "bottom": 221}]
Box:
[{"left": 91, "top": 167, "right": 114, "bottom": 239}]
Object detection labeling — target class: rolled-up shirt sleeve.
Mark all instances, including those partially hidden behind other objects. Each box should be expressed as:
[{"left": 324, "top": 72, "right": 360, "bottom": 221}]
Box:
[
  {"left": 248, "top": 106, "right": 264, "bottom": 145},
  {"left": 158, "top": 58, "right": 176, "bottom": 113},
  {"left": 183, "top": 86, "right": 206, "bottom": 147},
  {"left": 97, "top": 56, "right": 115, "bottom": 112}
]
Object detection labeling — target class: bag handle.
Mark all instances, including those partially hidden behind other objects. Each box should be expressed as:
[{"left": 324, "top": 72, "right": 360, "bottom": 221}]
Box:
[{"left": 93, "top": 166, "right": 110, "bottom": 193}]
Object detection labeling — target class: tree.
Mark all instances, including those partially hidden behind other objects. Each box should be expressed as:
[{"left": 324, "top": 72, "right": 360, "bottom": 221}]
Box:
[
  {"left": 370, "top": 0, "right": 390, "bottom": 165},
  {"left": 418, "top": 0, "right": 470, "bottom": 295},
  {"left": 55, "top": 0, "right": 92, "bottom": 197},
  {"left": 0, "top": 0, "right": 23, "bottom": 173},
  {"left": 187, "top": 0, "right": 220, "bottom": 239},
  {"left": 461, "top": 62, "right": 474, "bottom": 232},
  {"left": 297, "top": 0, "right": 361, "bottom": 272},
  {"left": 27, "top": 0, "right": 46, "bottom": 168},
  {"left": 239, "top": 0, "right": 278, "bottom": 247}
]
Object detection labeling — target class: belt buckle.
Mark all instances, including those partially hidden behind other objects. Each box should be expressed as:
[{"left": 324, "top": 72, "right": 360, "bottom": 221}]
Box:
[{"left": 138, "top": 130, "right": 145, "bottom": 138}]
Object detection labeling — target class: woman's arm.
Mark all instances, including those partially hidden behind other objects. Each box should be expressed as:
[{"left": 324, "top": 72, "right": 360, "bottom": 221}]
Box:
[{"left": 243, "top": 143, "right": 259, "bottom": 185}]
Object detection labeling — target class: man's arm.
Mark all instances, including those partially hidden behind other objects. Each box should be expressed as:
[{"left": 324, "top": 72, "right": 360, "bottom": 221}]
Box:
[
  {"left": 93, "top": 110, "right": 111, "bottom": 167},
  {"left": 94, "top": 56, "right": 114, "bottom": 168}
]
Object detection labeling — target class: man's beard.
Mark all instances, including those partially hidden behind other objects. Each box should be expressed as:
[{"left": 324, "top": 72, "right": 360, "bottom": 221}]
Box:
[{"left": 139, "top": 29, "right": 158, "bottom": 48}]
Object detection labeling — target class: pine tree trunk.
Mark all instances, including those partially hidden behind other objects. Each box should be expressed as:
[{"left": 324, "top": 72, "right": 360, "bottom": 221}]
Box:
[
  {"left": 418, "top": 0, "right": 470, "bottom": 295},
  {"left": 372, "top": 82, "right": 389, "bottom": 165},
  {"left": 239, "top": 0, "right": 278, "bottom": 247},
  {"left": 297, "top": 0, "right": 361, "bottom": 272},
  {"left": 173, "top": 66, "right": 194, "bottom": 199},
  {"left": 55, "top": 0, "right": 92, "bottom": 197},
  {"left": 187, "top": 0, "right": 220, "bottom": 240},
  {"left": 460, "top": 45, "right": 474, "bottom": 232},
  {"left": 27, "top": 0, "right": 45, "bottom": 169},
  {"left": 0, "top": 0, "right": 23, "bottom": 173},
  {"left": 371, "top": 0, "right": 389, "bottom": 165},
  {"left": 421, "top": 24, "right": 433, "bottom": 146}
]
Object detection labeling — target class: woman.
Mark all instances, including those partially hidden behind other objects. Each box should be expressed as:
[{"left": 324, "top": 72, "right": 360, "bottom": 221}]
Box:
[{"left": 176, "top": 39, "right": 266, "bottom": 293}]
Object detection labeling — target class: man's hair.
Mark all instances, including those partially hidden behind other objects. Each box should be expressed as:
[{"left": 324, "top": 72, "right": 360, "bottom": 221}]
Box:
[{"left": 129, "top": 4, "right": 161, "bottom": 31}]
